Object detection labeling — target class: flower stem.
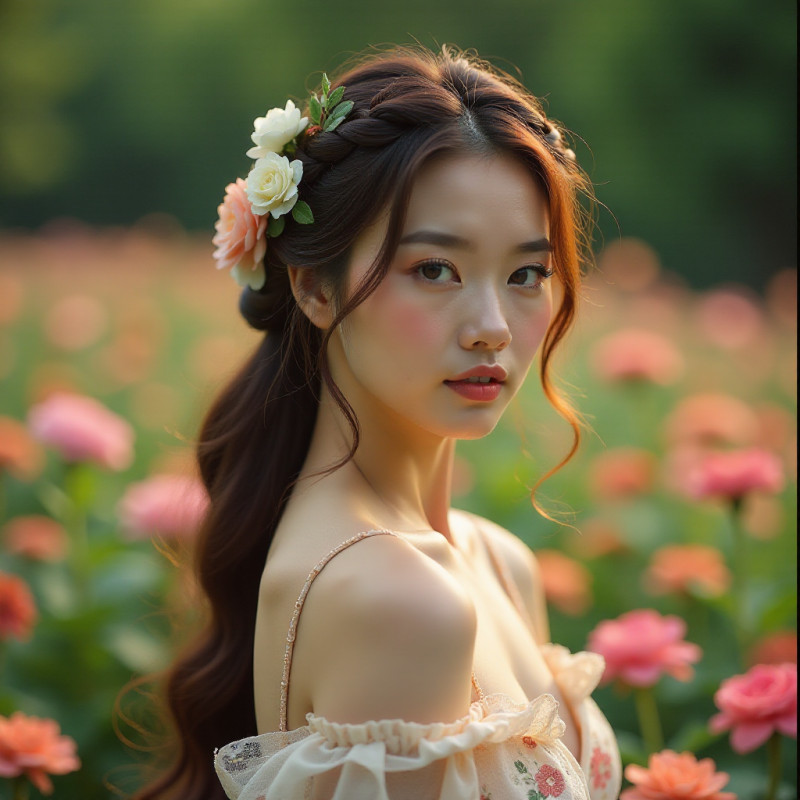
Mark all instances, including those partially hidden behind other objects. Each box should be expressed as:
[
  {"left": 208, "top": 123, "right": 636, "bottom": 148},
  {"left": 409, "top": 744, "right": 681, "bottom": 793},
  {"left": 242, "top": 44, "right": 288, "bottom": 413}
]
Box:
[
  {"left": 12, "top": 776, "right": 30, "bottom": 800},
  {"left": 633, "top": 686, "right": 663, "bottom": 755},
  {"left": 765, "top": 732, "right": 782, "bottom": 800},
  {"left": 729, "top": 498, "right": 749, "bottom": 666}
]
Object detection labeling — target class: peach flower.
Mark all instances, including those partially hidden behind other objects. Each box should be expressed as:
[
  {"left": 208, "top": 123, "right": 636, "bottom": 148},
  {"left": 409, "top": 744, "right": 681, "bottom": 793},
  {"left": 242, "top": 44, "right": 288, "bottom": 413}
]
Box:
[
  {"left": 3, "top": 516, "right": 68, "bottom": 561},
  {"left": 212, "top": 177, "right": 268, "bottom": 290},
  {"left": 681, "top": 447, "right": 785, "bottom": 502},
  {"left": 710, "top": 662, "right": 797, "bottom": 753},
  {"left": 694, "top": 287, "right": 765, "bottom": 350},
  {"left": 0, "top": 416, "right": 44, "bottom": 481},
  {"left": 535, "top": 550, "right": 592, "bottom": 615},
  {"left": 644, "top": 545, "right": 731, "bottom": 598},
  {"left": 0, "top": 711, "right": 80, "bottom": 795},
  {"left": 664, "top": 393, "right": 759, "bottom": 448},
  {"left": 118, "top": 474, "right": 209, "bottom": 540},
  {"left": 43, "top": 294, "right": 108, "bottom": 351},
  {"left": 591, "top": 328, "right": 684, "bottom": 385},
  {"left": 0, "top": 572, "right": 37, "bottom": 641},
  {"left": 749, "top": 632, "right": 797, "bottom": 667},
  {"left": 588, "top": 609, "right": 702, "bottom": 687},
  {"left": 28, "top": 392, "right": 134, "bottom": 470},
  {"left": 588, "top": 447, "right": 657, "bottom": 500},
  {"left": 621, "top": 750, "right": 735, "bottom": 800}
]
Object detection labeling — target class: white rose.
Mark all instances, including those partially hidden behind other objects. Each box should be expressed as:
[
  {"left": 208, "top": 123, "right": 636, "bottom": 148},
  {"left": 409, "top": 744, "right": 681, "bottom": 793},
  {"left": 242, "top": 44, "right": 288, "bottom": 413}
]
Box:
[
  {"left": 246, "top": 99, "right": 308, "bottom": 158},
  {"left": 246, "top": 152, "right": 303, "bottom": 219}
]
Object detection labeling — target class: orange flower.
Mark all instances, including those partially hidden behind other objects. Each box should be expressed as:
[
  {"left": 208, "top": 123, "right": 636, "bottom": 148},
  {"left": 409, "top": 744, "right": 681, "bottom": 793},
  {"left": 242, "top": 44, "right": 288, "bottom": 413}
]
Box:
[
  {"left": 664, "top": 393, "right": 759, "bottom": 448},
  {"left": 644, "top": 545, "right": 731, "bottom": 598},
  {"left": 621, "top": 750, "right": 735, "bottom": 800},
  {"left": 3, "top": 516, "right": 68, "bottom": 562},
  {"left": 749, "top": 632, "right": 797, "bottom": 667},
  {"left": 535, "top": 550, "right": 592, "bottom": 615},
  {"left": 0, "top": 572, "right": 37, "bottom": 641},
  {"left": 0, "top": 711, "right": 80, "bottom": 795},
  {"left": 588, "top": 447, "right": 657, "bottom": 500},
  {"left": 0, "top": 416, "right": 44, "bottom": 481}
]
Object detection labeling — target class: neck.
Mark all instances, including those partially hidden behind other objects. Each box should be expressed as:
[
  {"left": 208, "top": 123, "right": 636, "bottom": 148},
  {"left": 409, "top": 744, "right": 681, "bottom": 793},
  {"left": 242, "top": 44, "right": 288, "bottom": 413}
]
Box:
[{"left": 301, "top": 384, "right": 457, "bottom": 541}]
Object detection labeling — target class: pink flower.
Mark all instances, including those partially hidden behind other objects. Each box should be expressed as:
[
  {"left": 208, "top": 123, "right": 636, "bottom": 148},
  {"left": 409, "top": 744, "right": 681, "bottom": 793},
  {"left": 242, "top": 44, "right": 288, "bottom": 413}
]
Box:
[
  {"left": 3, "top": 516, "right": 68, "bottom": 561},
  {"left": 118, "top": 474, "right": 209, "bottom": 540},
  {"left": 591, "top": 328, "right": 684, "bottom": 385},
  {"left": 644, "top": 545, "right": 731, "bottom": 598},
  {"left": 681, "top": 447, "right": 785, "bottom": 502},
  {"left": 588, "top": 609, "right": 702, "bottom": 687},
  {"left": 621, "top": 750, "right": 735, "bottom": 800},
  {"left": 0, "top": 711, "right": 80, "bottom": 795},
  {"left": 535, "top": 550, "right": 592, "bottom": 615},
  {"left": 28, "top": 392, "right": 134, "bottom": 470},
  {"left": 0, "top": 572, "right": 37, "bottom": 641},
  {"left": 709, "top": 663, "right": 797, "bottom": 753},
  {"left": 534, "top": 764, "right": 566, "bottom": 797},
  {"left": 588, "top": 447, "right": 657, "bottom": 499},
  {"left": 212, "top": 178, "right": 268, "bottom": 289}
]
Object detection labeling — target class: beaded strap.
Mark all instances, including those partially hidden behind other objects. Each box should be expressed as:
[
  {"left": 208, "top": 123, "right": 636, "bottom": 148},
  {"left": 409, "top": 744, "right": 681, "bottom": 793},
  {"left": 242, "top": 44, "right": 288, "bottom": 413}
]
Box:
[{"left": 279, "top": 528, "right": 487, "bottom": 731}]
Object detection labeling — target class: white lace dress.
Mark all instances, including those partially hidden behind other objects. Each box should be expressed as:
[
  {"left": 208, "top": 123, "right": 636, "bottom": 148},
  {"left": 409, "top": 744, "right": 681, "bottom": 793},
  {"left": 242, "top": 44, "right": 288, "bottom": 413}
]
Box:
[{"left": 215, "top": 531, "right": 621, "bottom": 800}]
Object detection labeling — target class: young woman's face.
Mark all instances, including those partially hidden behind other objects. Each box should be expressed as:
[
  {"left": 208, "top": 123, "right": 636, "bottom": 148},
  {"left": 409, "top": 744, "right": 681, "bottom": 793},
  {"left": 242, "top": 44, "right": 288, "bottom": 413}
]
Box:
[{"left": 328, "top": 152, "right": 555, "bottom": 442}]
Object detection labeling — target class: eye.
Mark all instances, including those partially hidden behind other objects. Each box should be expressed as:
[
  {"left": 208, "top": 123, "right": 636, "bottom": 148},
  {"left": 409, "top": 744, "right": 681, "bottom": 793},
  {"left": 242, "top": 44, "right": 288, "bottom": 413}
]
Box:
[
  {"left": 508, "top": 264, "right": 554, "bottom": 288},
  {"left": 415, "top": 259, "right": 459, "bottom": 284}
]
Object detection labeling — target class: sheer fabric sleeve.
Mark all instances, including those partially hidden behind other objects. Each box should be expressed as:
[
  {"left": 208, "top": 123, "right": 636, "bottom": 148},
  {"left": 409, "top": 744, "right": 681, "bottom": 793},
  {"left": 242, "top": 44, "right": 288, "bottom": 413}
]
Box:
[{"left": 215, "top": 693, "right": 592, "bottom": 800}]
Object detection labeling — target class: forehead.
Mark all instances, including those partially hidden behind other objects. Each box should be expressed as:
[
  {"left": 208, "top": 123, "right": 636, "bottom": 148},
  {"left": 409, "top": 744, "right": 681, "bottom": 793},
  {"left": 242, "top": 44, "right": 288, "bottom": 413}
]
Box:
[{"left": 403, "top": 152, "right": 549, "bottom": 238}]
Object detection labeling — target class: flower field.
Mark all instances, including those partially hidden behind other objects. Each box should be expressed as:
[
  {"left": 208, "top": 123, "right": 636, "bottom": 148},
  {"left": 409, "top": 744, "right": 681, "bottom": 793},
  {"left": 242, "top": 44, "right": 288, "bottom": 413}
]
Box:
[{"left": 0, "top": 223, "right": 796, "bottom": 798}]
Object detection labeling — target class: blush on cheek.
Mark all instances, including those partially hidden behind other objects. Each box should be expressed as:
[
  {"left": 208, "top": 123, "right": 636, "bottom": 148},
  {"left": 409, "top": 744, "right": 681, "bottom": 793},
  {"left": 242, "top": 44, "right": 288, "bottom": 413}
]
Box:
[
  {"left": 518, "top": 306, "right": 553, "bottom": 353},
  {"left": 380, "top": 298, "right": 444, "bottom": 344}
]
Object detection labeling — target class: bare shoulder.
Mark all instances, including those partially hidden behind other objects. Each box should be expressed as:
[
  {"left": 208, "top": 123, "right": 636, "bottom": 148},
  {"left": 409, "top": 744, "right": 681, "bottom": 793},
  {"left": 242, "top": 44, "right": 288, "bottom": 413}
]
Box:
[
  {"left": 284, "top": 531, "right": 477, "bottom": 726},
  {"left": 452, "top": 508, "right": 550, "bottom": 643}
]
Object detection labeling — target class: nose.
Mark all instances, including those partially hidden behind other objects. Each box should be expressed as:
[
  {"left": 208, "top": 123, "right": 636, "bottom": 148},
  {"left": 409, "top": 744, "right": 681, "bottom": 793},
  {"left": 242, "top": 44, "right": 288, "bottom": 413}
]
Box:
[{"left": 458, "top": 288, "right": 511, "bottom": 351}]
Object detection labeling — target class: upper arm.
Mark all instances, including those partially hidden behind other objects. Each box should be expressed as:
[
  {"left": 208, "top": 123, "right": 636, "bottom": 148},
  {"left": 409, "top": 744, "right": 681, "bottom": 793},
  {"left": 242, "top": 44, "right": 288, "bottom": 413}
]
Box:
[
  {"left": 290, "top": 534, "right": 477, "bottom": 727},
  {"left": 470, "top": 514, "right": 551, "bottom": 645}
]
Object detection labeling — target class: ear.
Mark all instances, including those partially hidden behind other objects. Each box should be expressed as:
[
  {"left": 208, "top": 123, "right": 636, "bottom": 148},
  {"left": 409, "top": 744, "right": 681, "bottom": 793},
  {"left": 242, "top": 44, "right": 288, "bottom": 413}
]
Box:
[{"left": 287, "top": 266, "right": 334, "bottom": 330}]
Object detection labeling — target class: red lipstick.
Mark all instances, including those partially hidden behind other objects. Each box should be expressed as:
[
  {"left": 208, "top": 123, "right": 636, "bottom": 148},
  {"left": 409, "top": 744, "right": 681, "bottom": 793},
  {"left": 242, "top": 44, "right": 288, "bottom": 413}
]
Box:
[{"left": 444, "top": 365, "right": 507, "bottom": 402}]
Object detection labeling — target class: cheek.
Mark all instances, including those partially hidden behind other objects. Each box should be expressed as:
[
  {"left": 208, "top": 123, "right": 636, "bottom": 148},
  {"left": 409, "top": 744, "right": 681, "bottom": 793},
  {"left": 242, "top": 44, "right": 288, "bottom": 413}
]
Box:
[
  {"left": 515, "top": 295, "right": 554, "bottom": 353},
  {"left": 367, "top": 287, "right": 445, "bottom": 349}
]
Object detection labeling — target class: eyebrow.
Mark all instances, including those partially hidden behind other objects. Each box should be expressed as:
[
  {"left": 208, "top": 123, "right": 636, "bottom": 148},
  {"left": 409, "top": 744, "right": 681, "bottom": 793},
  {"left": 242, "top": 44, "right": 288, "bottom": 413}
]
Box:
[{"left": 398, "top": 229, "right": 552, "bottom": 254}]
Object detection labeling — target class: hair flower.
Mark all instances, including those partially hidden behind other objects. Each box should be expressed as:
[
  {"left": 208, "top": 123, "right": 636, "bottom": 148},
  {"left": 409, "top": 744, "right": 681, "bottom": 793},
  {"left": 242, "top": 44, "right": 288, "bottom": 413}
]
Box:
[
  {"left": 246, "top": 99, "right": 309, "bottom": 159},
  {"left": 246, "top": 152, "right": 304, "bottom": 220}
]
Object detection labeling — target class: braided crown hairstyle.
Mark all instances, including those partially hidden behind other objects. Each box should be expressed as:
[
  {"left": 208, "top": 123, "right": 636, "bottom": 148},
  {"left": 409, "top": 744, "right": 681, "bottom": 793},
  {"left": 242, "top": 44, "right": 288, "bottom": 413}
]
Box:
[{"left": 132, "top": 45, "right": 593, "bottom": 800}]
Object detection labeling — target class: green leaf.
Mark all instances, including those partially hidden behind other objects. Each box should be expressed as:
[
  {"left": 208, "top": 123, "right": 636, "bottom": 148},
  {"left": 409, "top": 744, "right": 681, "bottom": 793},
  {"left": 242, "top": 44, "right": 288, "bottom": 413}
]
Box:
[
  {"left": 309, "top": 95, "right": 322, "bottom": 126},
  {"left": 322, "top": 101, "right": 353, "bottom": 132},
  {"left": 514, "top": 759, "right": 528, "bottom": 774},
  {"left": 267, "top": 215, "right": 285, "bottom": 237},
  {"left": 321, "top": 73, "right": 331, "bottom": 96},
  {"left": 327, "top": 86, "right": 345, "bottom": 109},
  {"left": 291, "top": 201, "right": 314, "bottom": 224}
]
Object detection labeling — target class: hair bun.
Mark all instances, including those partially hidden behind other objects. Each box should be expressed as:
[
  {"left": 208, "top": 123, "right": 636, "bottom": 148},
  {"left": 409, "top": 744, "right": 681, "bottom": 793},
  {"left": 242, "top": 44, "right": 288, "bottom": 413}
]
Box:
[{"left": 238, "top": 267, "right": 292, "bottom": 332}]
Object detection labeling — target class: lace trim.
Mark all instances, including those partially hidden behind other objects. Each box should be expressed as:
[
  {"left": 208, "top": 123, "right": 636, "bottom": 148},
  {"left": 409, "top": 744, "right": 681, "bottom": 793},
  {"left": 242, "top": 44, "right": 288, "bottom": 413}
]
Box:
[{"left": 540, "top": 644, "right": 605, "bottom": 704}]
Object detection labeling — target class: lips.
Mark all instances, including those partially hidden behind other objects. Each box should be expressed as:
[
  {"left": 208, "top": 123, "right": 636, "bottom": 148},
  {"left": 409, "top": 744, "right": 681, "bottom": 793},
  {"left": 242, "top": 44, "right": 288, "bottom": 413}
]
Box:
[
  {"left": 444, "top": 365, "right": 507, "bottom": 402},
  {"left": 446, "top": 365, "right": 508, "bottom": 383}
]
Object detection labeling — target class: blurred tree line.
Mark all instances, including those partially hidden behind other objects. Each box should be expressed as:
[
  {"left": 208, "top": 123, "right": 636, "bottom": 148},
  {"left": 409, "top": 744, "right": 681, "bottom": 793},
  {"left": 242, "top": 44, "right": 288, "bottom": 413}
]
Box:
[{"left": 0, "top": 0, "right": 795, "bottom": 289}]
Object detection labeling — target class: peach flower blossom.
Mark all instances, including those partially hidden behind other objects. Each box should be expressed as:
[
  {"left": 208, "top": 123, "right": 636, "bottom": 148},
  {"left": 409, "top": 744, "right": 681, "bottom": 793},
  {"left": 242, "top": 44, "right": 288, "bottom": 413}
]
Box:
[
  {"left": 591, "top": 328, "right": 684, "bottom": 385},
  {"left": 644, "top": 545, "right": 731, "bottom": 598},
  {"left": 0, "top": 416, "right": 44, "bottom": 481},
  {"left": 3, "top": 516, "right": 68, "bottom": 561},
  {"left": 664, "top": 393, "right": 759, "bottom": 448},
  {"left": 749, "top": 632, "right": 797, "bottom": 667},
  {"left": 710, "top": 662, "right": 797, "bottom": 753},
  {"left": 44, "top": 294, "right": 108, "bottom": 351},
  {"left": 212, "top": 177, "right": 268, "bottom": 289},
  {"left": 118, "top": 474, "right": 209, "bottom": 540},
  {"left": 0, "top": 711, "right": 80, "bottom": 795},
  {"left": 535, "top": 550, "right": 592, "bottom": 615},
  {"left": 588, "top": 609, "right": 702, "bottom": 687},
  {"left": 694, "top": 287, "right": 765, "bottom": 350},
  {"left": 621, "top": 750, "right": 735, "bottom": 800},
  {"left": 681, "top": 447, "right": 785, "bottom": 502},
  {"left": 28, "top": 392, "right": 134, "bottom": 470},
  {"left": 588, "top": 447, "right": 657, "bottom": 500},
  {"left": 0, "top": 572, "right": 37, "bottom": 641}
]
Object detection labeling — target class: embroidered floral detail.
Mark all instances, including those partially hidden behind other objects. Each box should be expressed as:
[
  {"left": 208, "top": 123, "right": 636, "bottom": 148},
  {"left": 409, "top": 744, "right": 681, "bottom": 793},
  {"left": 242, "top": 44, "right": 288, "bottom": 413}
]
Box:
[
  {"left": 590, "top": 745, "right": 612, "bottom": 789},
  {"left": 535, "top": 764, "right": 566, "bottom": 797},
  {"left": 480, "top": 789, "right": 492, "bottom": 800},
  {"left": 242, "top": 741, "right": 262, "bottom": 759},
  {"left": 522, "top": 735, "right": 539, "bottom": 749},
  {"left": 515, "top": 759, "right": 529, "bottom": 775}
]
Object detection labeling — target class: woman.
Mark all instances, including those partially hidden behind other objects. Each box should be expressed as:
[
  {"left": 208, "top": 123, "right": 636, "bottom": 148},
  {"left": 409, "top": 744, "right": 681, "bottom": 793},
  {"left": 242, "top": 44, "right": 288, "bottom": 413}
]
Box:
[{"left": 137, "top": 46, "right": 621, "bottom": 799}]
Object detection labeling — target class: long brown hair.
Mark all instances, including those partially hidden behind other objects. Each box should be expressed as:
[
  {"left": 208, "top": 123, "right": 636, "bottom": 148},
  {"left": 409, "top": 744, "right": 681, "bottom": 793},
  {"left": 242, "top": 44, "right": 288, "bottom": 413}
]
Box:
[{"left": 132, "top": 45, "right": 594, "bottom": 799}]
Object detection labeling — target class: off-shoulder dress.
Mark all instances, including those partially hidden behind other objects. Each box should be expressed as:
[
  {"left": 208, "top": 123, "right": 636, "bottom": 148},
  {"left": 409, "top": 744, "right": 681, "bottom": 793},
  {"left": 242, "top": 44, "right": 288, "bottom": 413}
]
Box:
[{"left": 215, "top": 529, "right": 621, "bottom": 800}]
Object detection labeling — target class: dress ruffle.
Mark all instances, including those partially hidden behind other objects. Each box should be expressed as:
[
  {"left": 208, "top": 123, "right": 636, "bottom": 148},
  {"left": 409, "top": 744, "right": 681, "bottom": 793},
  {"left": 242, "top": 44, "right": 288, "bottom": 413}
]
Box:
[
  {"left": 215, "top": 693, "right": 576, "bottom": 800},
  {"left": 540, "top": 643, "right": 605, "bottom": 704}
]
